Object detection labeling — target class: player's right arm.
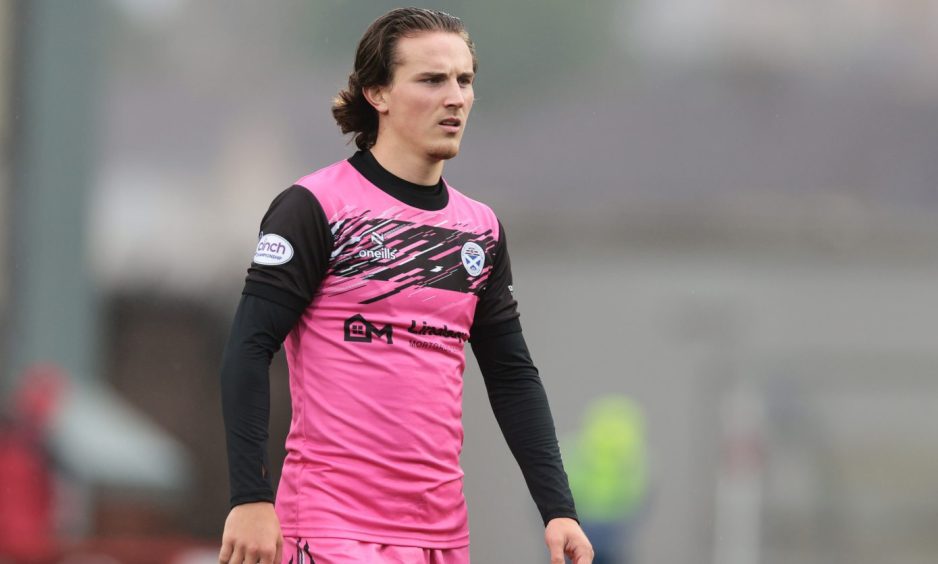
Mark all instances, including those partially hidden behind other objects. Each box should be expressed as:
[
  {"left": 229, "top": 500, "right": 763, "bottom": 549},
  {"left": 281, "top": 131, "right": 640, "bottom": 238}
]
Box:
[
  {"left": 219, "top": 185, "right": 333, "bottom": 563},
  {"left": 219, "top": 292, "right": 301, "bottom": 564}
]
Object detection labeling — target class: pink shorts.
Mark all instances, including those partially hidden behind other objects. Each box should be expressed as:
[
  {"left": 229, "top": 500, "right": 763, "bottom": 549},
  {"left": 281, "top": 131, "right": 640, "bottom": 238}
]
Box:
[{"left": 283, "top": 537, "right": 470, "bottom": 564}]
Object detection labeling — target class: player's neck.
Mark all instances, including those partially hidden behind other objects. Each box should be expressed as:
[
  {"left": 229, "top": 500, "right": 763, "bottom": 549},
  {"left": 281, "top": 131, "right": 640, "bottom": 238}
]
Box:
[{"left": 369, "top": 143, "right": 444, "bottom": 187}]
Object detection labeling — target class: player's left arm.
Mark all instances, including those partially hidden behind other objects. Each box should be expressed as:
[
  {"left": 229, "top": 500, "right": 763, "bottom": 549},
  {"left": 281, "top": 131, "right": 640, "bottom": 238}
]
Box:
[
  {"left": 471, "top": 327, "right": 593, "bottom": 563},
  {"left": 470, "top": 220, "right": 593, "bottom": 563}
]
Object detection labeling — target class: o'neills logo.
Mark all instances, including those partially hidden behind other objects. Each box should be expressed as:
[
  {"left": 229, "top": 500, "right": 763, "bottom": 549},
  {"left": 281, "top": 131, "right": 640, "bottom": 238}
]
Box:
[
  {"left": 408, "top": 320, "right": 468, "bottom": 344},
  {"left": 358, "top": 231, "right": 398, "bottom": 260},
  {"left": 357, "top": 247, "right": 398, "bottom": 260}
]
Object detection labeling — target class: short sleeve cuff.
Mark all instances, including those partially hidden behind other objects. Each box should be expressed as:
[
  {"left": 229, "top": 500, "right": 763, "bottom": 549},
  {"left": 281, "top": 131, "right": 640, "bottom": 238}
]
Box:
[{"left": 242, "top": 281, "right": 309, "bottom": 313}]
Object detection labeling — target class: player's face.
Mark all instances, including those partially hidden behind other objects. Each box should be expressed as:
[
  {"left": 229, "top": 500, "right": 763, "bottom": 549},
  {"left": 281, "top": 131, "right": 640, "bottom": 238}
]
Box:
[{"left": 374, "top": 32, "right": 475, "bottom": 162}]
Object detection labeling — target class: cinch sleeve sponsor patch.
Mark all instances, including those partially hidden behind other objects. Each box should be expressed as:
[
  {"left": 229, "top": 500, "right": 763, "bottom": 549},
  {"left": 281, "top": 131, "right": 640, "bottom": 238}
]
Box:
[
  {"left": 254, "top": 233, "right": 294, "bottom": 265},
  {"left": 243, "top": 185, "right": 333, "bottom": 308}
]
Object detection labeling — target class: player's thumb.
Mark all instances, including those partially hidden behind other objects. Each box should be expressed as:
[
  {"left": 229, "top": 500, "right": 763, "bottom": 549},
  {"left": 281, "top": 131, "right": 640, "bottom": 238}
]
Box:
[{"left": 572, "top": 543, "right": 594, "bottom": 563}]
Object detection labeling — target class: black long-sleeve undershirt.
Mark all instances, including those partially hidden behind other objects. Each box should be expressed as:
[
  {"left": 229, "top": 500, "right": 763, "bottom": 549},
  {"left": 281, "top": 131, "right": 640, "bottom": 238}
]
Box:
[
  {"left": 220, "top": 291, "right": 578, "bottom": 524},
  {"left": 471, "top": 319, "right": 578, "bottom": 525},
  {"left": 220, "top": 292, "right": 301, "bottom": 506}
]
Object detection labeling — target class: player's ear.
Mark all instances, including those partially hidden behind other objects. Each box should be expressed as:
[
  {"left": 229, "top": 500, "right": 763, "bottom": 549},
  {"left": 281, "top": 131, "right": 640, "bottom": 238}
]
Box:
[{"left": 363, "top": 84, "right": 389, "bottom": 114}]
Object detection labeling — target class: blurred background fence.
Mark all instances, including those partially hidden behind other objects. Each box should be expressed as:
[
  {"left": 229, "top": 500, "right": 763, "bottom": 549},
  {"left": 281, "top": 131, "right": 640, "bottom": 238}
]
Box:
[{"left": 2, "top": 1, "right": 937, "bottom": 562}]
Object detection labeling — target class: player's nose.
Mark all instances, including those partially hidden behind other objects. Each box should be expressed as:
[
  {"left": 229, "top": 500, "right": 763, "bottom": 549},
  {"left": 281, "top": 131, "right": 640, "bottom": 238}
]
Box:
[{"left": 443, "top": 79, "right": 467, "bottom": 108}]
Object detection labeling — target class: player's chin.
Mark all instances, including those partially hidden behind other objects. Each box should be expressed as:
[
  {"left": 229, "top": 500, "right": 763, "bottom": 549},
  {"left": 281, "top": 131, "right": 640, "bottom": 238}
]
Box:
[{"left": 426, "top": 139, "right": 462, "bottom": 161}]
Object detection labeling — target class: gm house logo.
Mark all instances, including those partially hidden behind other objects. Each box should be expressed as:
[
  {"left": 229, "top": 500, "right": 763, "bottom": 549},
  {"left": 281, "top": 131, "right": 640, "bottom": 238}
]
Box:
[
  {"left": 358, "top": 231, "right": 398, "bottom": 260},
  {"left": 344, "top": 314, "right": 393, "bottom": 344},
  {"left": 254, "top": 233, "right": 294, "bottom": 265},
  {"left": 461, "top": 242, "right": 485, "bottom": 277}
]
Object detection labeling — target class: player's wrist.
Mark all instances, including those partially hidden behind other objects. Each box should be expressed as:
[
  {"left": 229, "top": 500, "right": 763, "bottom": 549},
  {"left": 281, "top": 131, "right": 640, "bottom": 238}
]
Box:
[
  {"left": 545, "top": 515, "right": 580, "bottom": 529},
  {"left": 230, "top": 497, "right": 275, "bottom": 510},
  {"left": 542, "top": 510, "right": 579, "bottom": 526},
  {"left": 227, "top": 501, "right": 279, "bottom": 521}
]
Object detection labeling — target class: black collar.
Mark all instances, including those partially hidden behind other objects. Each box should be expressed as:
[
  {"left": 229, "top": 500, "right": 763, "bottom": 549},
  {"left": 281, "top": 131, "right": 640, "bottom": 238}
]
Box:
[{"left": 348, "top": 150, "right": 449, "bottom": 211}]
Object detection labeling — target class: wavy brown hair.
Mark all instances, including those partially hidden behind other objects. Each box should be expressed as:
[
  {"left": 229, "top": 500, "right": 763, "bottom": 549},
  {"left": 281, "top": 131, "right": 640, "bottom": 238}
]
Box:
[{"left": 332, "top": 8, "right": 477, "bottom": 150}]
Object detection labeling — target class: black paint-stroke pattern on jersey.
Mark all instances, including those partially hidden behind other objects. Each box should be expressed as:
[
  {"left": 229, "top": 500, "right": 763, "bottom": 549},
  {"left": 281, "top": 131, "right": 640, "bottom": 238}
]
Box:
[{"left": 327, "top": 212, "right": 496, "bottom": 304}]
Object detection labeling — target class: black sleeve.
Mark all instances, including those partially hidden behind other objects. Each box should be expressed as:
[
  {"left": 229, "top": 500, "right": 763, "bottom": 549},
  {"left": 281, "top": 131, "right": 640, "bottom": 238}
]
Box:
[
  {"left": 470, "top": 220, "right": 519, "bottom": 337},
  {"left": 221, "top": 186, "right": 332, "bottom": 506},
  {"left": 471, "top": 327, "right": 578, "bottom": 525},
  {"left": 469, "top": 219, "right": 578, "bottom": 525},
  {"left": 221, "top": 293, "right": 303, "bottom": 506},
  {"left": 243, "top": 185, "right": 333, "bottom": 311}
]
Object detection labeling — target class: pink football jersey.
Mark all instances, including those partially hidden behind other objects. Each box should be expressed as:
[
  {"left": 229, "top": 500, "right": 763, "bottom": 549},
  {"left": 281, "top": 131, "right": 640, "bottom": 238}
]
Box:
[{"left": 251, "top": 153, "right": 515, "bottom": 548}]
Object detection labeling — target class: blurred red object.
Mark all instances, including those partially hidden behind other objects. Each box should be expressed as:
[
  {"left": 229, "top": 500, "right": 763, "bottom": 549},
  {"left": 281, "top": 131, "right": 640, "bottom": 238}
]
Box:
[
  {"left": 0, "top": 364, "right": 67, "bottom": 562},
  {"left": 13, "top": 364, "right": 67, "bottom": 432}
]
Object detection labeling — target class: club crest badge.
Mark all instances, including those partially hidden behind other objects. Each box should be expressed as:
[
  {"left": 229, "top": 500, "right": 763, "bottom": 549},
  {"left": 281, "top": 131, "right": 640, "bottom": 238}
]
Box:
[{"left": 460, "top": 242, "right": 485, "bottom": 277}]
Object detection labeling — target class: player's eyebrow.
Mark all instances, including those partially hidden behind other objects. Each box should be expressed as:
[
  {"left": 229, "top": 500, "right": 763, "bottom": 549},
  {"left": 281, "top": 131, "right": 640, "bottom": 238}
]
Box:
[
  {"left": 415, "top": 71, "right": 475, "bottom": 80},
  {"left": 415, "top": 71, "right": 448, "bottom": 80}
]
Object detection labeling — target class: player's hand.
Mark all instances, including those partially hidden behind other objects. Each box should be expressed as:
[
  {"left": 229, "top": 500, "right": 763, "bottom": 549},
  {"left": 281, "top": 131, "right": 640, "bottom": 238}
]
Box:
[
  {"left": 219, "top": 501, "right": 283, "bottom": 564},
  {"left": 545, "top": 517, "right": 593, "bottom": 563}
]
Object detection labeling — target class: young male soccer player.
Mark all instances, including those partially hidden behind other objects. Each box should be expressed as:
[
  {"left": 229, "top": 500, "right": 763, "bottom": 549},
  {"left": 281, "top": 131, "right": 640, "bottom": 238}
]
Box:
[{"left": 219, "top": 8, "right": 593, "bottom": 564}]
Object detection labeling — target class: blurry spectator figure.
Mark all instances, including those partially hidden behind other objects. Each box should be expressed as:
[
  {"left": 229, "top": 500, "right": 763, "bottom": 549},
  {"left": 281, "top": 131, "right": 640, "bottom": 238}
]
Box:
[
  {"left": 564, "top": 396, "right": 649, "bottom": 564},
  {"left": 0, "top": 365, "right": 66, "bottom": 563}
]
